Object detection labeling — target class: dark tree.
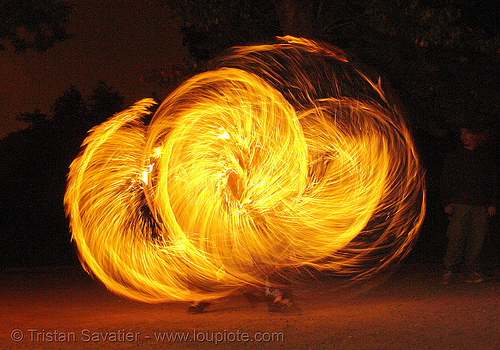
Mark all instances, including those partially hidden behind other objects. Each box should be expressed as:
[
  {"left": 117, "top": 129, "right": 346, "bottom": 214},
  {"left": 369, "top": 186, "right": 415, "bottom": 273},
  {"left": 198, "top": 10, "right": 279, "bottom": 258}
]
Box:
[
  {"left": 167, "top": 0, "right": 282, "bottom": 61},
  {"left": 87, "top": 81, "right": 124, "bottom": 127},
  {"left": 51, "top": 85, "right": 87, "bottom": 128},
  {"left": 16, "top": 109, "right": 50, "bottom": 129},
  {"left": 162, "top": 0, "right": 499, "bottom": 131},
  {"left": 0, "top": 0, "right": 72, "bottom": 52},
  {"left": 0, "top": 82, "right": 124, "bottom": 267}
]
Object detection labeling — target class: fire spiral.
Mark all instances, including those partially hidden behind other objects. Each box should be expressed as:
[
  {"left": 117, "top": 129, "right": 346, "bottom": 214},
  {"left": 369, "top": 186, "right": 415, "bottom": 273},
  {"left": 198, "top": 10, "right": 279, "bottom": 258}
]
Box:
[{"left": 65, "top": 36, "right": 425, "bottom": 303}]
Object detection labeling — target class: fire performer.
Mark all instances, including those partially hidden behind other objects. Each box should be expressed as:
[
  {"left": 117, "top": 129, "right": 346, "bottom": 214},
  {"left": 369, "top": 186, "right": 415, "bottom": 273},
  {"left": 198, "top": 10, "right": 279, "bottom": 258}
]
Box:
[{"left": 65, "top": 37, "right": 425, "bottom": 313}]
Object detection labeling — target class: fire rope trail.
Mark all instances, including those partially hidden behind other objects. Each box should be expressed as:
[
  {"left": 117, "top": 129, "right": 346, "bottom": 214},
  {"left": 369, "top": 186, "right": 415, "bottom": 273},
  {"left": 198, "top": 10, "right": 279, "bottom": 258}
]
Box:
[{"left": 65, "top": 36, "right": 425, "bottom": 303}]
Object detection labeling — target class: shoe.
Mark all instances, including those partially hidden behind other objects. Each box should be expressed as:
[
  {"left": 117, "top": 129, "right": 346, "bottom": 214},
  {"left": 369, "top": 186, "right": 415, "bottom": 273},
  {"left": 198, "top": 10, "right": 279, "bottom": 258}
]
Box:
[
  {"left": 441, "top": 270, "right": 453, "bottom": 285},
  {"left": 188, "top": 301, "right": 211, "bottom": 314},
  {"left": 266, "top": 288, "right": 301, "bottom": 314},
  {"left": 465, "top": 272, "right": 484, "bottom": 284}
]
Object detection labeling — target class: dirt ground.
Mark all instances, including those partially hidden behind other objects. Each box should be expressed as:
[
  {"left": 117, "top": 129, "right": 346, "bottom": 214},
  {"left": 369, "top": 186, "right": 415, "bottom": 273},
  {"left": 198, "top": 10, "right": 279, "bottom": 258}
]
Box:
[{"left": 1, "top": 263, "right": 499, "bottom": 350}]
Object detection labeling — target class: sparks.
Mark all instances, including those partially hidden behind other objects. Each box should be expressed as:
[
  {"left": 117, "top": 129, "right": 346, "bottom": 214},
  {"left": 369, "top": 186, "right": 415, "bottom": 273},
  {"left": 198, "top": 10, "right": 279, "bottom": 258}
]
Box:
[{"left": 65, "top": 36, "right": 425, "bottom": 303}]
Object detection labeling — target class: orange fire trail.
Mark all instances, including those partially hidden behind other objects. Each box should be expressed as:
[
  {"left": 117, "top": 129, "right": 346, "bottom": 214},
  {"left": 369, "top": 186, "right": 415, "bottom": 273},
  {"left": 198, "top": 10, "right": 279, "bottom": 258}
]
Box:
[{"left": 65, "top": 36, "right": 425, "bottom": 303}]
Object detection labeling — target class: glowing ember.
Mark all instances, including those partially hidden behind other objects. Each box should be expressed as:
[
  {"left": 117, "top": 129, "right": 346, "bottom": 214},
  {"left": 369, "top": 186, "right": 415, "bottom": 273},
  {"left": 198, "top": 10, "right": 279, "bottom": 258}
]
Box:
[{"left": 65, "top": 36, "right": 425, "bottom": 302}]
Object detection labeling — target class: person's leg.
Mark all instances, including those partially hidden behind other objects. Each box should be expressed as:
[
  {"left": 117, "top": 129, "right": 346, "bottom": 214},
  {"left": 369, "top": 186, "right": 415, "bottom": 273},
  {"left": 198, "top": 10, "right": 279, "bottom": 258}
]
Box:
[
  {"left": 463, "top": 206, "right": 488, "bottom": 282},
  {"left": 444, "top": 204, "right": 469, "bottom": 269},
  {"left": 442, "top": 204, "right": 468, "bottom": 283}
]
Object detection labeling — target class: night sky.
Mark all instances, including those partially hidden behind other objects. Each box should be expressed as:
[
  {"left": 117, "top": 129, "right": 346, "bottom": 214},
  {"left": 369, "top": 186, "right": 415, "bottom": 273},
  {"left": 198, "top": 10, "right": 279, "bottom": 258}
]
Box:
[{"left": 0, "top": 0, "right": 187, "bottom": 138}]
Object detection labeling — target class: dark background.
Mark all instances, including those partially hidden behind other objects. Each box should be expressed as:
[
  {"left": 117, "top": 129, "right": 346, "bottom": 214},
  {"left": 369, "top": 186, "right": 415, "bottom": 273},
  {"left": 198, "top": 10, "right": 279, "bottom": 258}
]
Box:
[{"left": 1, "top": 0, "right": 499, "bottom": 270}]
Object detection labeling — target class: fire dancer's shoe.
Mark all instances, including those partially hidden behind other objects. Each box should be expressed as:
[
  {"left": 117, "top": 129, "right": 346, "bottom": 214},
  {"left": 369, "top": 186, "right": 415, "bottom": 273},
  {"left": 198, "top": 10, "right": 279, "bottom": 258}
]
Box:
[
  {"left": 188, "top": 301, "right": 211, "bottom": 314},
  {"left": 266, "top": 288, "right": 301, "bottom": 314},
  {"left": 464, "top": 272, "right": 484, "bottom": 284}
]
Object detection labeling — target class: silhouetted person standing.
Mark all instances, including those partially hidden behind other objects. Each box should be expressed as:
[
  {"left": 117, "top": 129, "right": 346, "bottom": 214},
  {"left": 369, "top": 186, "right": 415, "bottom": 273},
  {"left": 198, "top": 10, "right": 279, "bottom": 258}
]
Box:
[{"left": 440, "top": 126, "right": 498, "bottom": 284}]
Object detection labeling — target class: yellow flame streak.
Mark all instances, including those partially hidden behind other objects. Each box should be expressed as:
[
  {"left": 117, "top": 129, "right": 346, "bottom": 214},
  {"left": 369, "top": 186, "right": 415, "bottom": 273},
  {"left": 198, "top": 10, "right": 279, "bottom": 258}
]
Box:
[{"left": 65, "top": 37, "right": 425, "bottom": 303}]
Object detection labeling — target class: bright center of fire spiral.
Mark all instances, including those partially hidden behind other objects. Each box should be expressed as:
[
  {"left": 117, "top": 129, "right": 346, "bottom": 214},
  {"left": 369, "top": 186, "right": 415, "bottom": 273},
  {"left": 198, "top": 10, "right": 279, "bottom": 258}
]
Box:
[{"left": 65, "top": 37, "right": 425, "bottom": 302}]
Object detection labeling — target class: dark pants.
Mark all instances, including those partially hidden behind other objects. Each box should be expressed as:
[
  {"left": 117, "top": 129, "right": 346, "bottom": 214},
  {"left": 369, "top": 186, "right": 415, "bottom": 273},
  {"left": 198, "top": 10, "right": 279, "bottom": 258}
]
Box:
[{"left": 444, "top": 204, "right": 488, "bottom": 274}]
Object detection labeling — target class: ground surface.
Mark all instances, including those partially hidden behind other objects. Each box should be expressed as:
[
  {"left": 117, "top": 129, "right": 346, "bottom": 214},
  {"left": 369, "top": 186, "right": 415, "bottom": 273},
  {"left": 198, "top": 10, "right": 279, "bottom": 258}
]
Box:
[{"left": 1, "top": 264, "right": 499, "bottom": 350}]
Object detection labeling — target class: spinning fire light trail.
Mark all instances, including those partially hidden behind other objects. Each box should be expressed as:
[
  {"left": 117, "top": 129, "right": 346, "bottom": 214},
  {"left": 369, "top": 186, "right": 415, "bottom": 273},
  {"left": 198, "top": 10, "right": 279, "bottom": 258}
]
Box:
[{"left": 65, "top": 36, "right": 425, "bottom": 303}]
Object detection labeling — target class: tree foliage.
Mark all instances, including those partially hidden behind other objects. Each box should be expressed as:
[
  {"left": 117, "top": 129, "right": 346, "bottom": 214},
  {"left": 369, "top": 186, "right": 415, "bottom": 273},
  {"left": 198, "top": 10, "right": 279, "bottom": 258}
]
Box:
[
  {"left": 1, "top": 82, "right": 124, "bottom": 267},
  {"left": 51, "top": 85, "right": 87, "bottom": 126},
  {"left": 15, "top": 82, "right": 124, "bottom": 131},
  {"left": 0, "top": 0, "right": 72, "bottom": 52},
  {"left": 88, "top": 81, "right": 125, "bottom": 127},
  {"left": 167, "top": 0, "right": 282, "bottom": 61},
  {"left": 16, "top": 109, "right": 49, "bottom": 129},
  {"left": 365, "top": 0, "right": 499, "bottom": 52},
  {"left": 160, "top": 0, "right": 499, "bottom": 132}
]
